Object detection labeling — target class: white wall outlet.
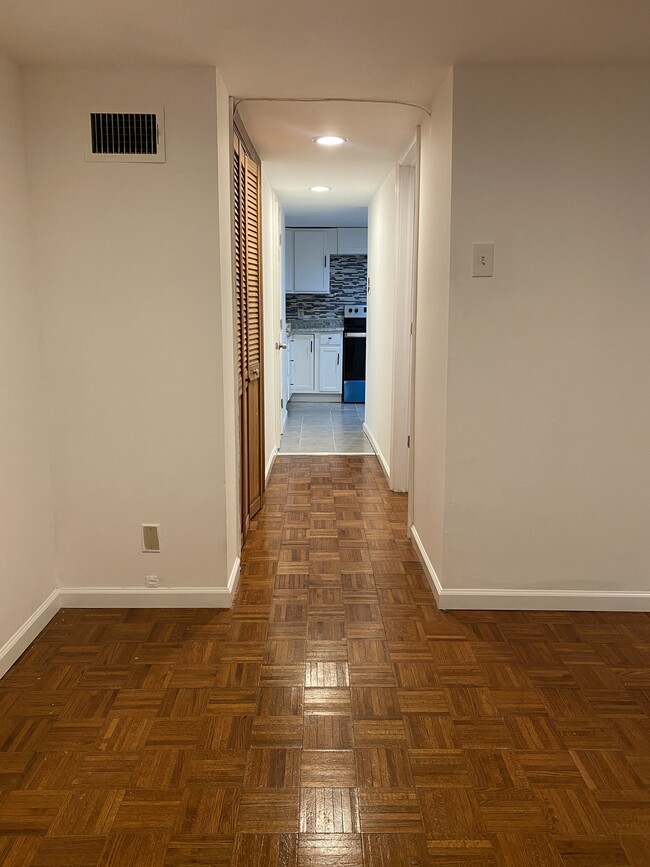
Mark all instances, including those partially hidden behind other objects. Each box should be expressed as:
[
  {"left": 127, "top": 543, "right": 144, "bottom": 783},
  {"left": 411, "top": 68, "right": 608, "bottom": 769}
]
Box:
[
  {"left": 472, "top": 242, "right": 494, "bottom": 277},
  {"left": 145, "top": 575, "right": 160, "bottom": 588},
  {"left": 142, "top": 523, "right": 160, "bottom": 552}
]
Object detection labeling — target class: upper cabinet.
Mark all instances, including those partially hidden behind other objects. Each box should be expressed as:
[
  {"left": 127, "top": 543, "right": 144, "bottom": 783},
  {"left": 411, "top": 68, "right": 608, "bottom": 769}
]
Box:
[
  {"left": 285, "top": 227, "right": 367, "bottom": 294},
  {"left": 337, "top": 227, "right": 368, "bottom": 255},
  {"left": 286, "top": 228, "right": 337, "bottom": 294}
]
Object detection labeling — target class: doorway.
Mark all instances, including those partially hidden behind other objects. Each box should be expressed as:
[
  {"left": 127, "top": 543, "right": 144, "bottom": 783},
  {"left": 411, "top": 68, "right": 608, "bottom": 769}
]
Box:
[
  {"left": 231, "top": 101, "right": 423, "bottom": 537},
  {"left": 279, "top": 226, "right": 372, "bottom": 455}
]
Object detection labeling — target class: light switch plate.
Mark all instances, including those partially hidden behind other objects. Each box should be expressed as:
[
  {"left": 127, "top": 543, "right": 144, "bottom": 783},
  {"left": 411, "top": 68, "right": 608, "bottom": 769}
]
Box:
[{"left": 472, "top": 242, "right": 494, "bottom": 277}]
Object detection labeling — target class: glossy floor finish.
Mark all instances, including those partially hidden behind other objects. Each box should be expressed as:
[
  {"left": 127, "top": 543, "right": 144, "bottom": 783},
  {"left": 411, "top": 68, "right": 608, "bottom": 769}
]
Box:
[
  {"left": 279, "top": 402, "right": 373, "bottom": 454},
  {"left": 0, "top": 456, "right": 649, "bottom": 866}
]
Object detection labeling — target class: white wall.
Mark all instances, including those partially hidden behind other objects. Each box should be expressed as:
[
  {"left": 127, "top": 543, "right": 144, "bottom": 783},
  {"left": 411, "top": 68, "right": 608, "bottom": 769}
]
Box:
[
  {"left": 0, "top": 52, "right": 56, "bottom": 654},
  {"left": 285, "top": 208, "right": 368, "bottom": 228},
  {"left": 25, "top": 66, "right": 230, "bottom": 592},
  {"left": 215, "top": 69, "right": 240, "bottom": 585},
  {"left": 365, "top": 167, "right": 397, "bottom": 476},
  {"left": 415, "top": 66, "right": 650, "bottom": 602},
  {"left": 410, "top": 71, "right": 453, "bottom": 575},
  {"left": 445, "top": 66, "right": 650, "bottom": 594}
]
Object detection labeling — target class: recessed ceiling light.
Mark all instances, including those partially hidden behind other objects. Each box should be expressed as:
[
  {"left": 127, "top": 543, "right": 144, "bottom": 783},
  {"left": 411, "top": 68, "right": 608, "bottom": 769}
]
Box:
[
  {"left": 313, "top": 135, "right": 347, "bottom": 146},
  {"left": 310, "top": 185, "right": 331, "bottom": 193}
]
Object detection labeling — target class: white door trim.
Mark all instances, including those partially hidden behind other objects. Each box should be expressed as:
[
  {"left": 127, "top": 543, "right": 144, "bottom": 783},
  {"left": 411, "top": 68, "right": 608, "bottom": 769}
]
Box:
[
  {"left": 390, "top": 150, "right": 417, "bottom": 491},
  {"left": 387, "top": 132, "right": 421, "bottom": 517},
  {"left": 405, "top": 131, "right": 421, "bottom": 533}
]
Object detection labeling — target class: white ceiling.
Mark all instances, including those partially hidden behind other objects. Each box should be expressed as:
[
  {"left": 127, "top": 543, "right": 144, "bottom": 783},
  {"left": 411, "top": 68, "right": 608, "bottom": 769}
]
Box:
[
  {"left": 237, "top": 100, "right": 423, "bottom": 220},
  {"left": 2, "top": 0, "right": 649, "bottom": 219}
]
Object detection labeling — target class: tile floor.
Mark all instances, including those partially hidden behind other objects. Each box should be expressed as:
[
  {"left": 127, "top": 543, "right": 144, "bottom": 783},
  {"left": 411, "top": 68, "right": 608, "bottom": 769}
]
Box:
[{"left": 279, "top": 401, "right": 373, "bottom": 454}]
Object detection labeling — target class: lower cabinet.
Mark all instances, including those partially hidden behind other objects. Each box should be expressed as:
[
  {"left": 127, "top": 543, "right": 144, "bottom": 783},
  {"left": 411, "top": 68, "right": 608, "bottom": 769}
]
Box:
[
  {"left": 290, "top": 333, "right": 314, "bottom": 392},
  {"left": 290, "top": 332, "right": 342, "bottom": 395},
  {"left": 319, "top": 345, "right": 342, "bottom": 392}
]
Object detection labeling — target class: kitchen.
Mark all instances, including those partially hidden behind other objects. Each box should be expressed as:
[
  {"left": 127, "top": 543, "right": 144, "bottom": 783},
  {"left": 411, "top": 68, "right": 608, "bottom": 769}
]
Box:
[{"left": 280, "top": 223, "right": 372, "bottom": 454}]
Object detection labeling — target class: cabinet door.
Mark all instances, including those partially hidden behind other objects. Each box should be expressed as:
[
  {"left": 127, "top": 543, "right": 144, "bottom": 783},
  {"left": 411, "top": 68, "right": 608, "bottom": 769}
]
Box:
[
  {"left": 337, "top": 227, "right": 368, "bottom": 254},
  {"left": 284, "top": 228, "right": 295, "bottom": 295},
  {"left": 293, "top": 230, "right": 329, "bottom": 293},
  {"left": 324, "top": 228, "right": 339, "bottom": 255},
  {"left": 290, "top": 334, "right": 314, "bottom": 391},
  {"left": 319, "top": 345, "right": 342, "bottom": 393}
]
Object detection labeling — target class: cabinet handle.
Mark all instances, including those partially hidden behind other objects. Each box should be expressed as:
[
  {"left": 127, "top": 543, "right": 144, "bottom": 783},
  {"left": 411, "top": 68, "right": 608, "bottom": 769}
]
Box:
[
  {"left": 337, "top": 352, "right": 340, "bottom": 365},
  {"left": 310, "top": 340, "right": 313, "bottom": 353}
]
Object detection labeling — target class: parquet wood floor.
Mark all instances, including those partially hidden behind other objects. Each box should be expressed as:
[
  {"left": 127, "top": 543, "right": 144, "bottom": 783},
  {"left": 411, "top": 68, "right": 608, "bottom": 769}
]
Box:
[{"left": 0, "top": 455, "right": 648, "bottom": 865}]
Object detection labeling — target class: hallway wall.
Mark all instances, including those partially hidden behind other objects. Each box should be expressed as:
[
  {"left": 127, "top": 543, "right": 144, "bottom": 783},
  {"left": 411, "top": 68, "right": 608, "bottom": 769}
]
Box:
[
  {"left": 24, "top": 66, "right": 231, "bottom": 596},
  {"left": 415, "top": 65, "right": 650, "bottom": 605},
  {"left": 365, "top": 167, "right": 397, "bottom": 476},
  {"left": 0, "top": 51, "right": 56, "bottom": 661},
  {"left": 215, "top": 69, "right": 240, "bottom": 586},
  {"left": 411, "top": 71, "right": 453, "bottom": 581}
]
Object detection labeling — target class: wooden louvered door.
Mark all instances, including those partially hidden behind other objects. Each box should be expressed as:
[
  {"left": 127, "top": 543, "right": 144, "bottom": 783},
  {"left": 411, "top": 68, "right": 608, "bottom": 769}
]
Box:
[{"left": 234, "top": 126, "right": 264, "bottom": 540}]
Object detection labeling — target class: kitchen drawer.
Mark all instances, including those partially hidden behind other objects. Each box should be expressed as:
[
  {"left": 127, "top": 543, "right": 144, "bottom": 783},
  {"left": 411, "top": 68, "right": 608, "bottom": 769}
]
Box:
[{"left": 319, "top": 332, "right": 342, "bottom": 346}]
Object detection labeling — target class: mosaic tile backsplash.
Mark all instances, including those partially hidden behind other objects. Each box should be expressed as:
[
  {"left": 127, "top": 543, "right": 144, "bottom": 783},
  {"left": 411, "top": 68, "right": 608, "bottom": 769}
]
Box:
[{"left": 286, "top": 255, "right": 367, "bottom": 325}]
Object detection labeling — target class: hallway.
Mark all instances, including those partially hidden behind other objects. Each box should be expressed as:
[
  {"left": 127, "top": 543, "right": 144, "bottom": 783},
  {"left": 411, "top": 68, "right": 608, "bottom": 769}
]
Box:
[{"left": 0, "top": 456, "right": 648, "bottom": 865}]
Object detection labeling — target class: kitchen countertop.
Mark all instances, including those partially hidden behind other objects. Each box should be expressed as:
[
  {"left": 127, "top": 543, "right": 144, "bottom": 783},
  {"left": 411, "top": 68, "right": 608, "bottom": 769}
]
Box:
[{"left": 287, "top": 319, "right": 343, "bottom": 334}]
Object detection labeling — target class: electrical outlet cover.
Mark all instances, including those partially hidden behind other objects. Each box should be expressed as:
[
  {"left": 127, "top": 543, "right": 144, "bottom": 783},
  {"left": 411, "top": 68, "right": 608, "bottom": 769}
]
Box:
[{"left": 142, "top": 524, "right": 160, "bottom": 552}]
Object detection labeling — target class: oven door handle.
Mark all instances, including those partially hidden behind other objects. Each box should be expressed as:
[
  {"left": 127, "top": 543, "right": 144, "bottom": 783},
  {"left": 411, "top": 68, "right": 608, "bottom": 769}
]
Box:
[{"left": 344, "top": 332, "right": 366, "bottom": 338}]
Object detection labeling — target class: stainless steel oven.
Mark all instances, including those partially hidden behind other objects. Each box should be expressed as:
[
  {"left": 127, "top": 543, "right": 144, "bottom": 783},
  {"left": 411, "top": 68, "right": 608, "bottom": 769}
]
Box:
[{"left": 342, "top": 305, "right": 367, "bottom": 403}]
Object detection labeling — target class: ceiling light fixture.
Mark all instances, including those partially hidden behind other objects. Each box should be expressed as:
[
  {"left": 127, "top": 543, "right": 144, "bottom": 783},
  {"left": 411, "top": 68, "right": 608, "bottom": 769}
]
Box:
[
  {"left": 313, "top": 135, "right": 347, "bottom": 146},
  {"left": 310, "top": 185, "right": 331, "bottom": 192}
]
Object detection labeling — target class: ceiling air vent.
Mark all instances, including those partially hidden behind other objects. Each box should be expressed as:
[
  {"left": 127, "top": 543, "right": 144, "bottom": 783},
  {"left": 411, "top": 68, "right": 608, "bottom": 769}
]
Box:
[{"left": 85, "top": 107, "right": 165, "bottom": 163}]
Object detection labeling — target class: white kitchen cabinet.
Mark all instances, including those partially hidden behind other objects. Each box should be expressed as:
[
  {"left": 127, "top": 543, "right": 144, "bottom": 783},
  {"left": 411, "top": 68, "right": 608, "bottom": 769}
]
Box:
[
  {"left": 286, "top": 228, "right": 338, "bottom": 294},
  {"left": 337, "top": 227, "right": 368, "bottom": 254},
  {"left": 319, "top": 345, "right": 342, "bottom": 392},
  {"left": 289, "top": 333, "right": 315, "bottom": 392},
  {"left": 289, "top": 331, "right": 342, "bottom": 395}
]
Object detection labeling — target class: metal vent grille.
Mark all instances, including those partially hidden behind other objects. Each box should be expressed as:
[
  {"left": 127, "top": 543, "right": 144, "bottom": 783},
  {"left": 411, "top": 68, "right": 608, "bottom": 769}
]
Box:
[
  {"left": 85, "top": 107, "right": 165, "bottom": 163},
  {"left": 90, "top": 112, "right": 158, "bottom": 155}
]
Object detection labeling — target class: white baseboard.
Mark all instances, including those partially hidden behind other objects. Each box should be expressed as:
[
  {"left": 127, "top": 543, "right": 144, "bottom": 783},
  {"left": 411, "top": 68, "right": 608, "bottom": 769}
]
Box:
[
  {"left": 227, "top": 556, "right": 241, "bottom": 598},
  {"left": 0, "top": 574, "right": 238, "bottom": 681},
  {"left": 410, "top": 525, "right": 650, "bottom": 612},
  {"left": 0, "top": 589, "right": 60, "bottom": 679},
  {"left": 363, "top": 422, "right": 390, "bottom": 481},
  {"left": 409, "top": 526, "right": 443, "bottom": 604},
  {"left": 265, "top": 448, "right": 277, "bottom": 483}
]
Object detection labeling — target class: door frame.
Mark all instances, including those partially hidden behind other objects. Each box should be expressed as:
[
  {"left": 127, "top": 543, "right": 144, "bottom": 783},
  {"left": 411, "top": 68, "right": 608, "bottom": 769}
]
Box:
[
  {"left": 389, "top": 131, "right": 421, "bottom": 505},
  {"left": 277, "top": 203, "right": 289, "bottom": 434}
]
